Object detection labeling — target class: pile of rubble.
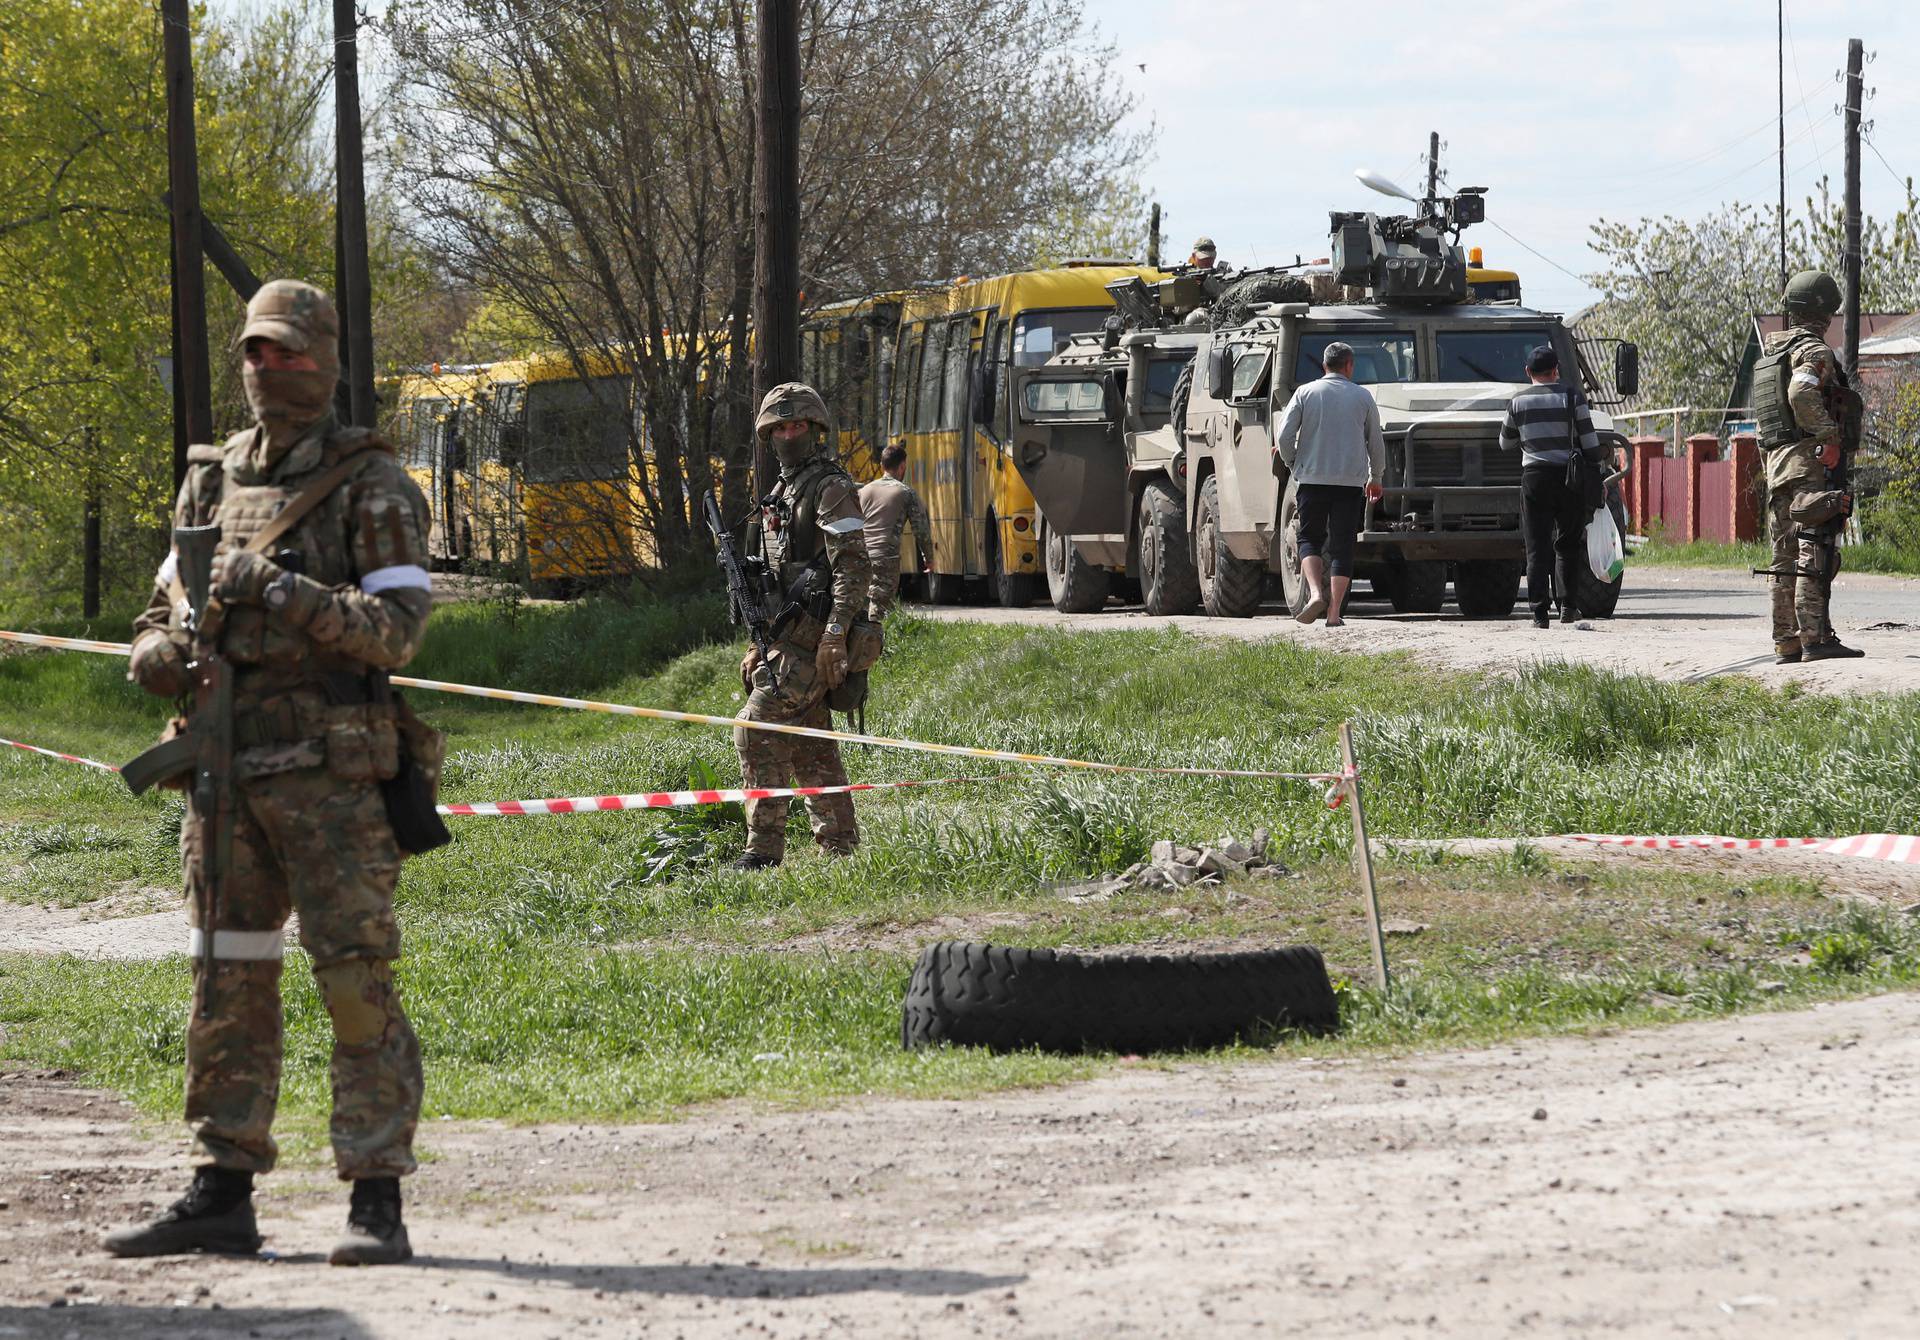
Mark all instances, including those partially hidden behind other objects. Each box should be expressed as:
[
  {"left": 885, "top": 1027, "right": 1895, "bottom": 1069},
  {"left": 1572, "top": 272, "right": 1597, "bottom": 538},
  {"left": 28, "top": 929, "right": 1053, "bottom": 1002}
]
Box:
[{"left": 1057, "top": 829, "right": 1293, "bottom": 904}]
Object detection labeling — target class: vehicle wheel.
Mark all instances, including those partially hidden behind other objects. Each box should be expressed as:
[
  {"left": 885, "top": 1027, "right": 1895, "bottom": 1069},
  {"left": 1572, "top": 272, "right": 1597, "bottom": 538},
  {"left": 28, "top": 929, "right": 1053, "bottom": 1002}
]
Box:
[
  {"left": 926, "top": 570, "right": 966, "bottom": 605},
  {"left": 1041, "top": 515, "right": 1109, "bottom": 613},
  {"left": 902, "top": 941, "right": 1338, "bottom": 1054},
  {"left": 1566, "top": 496, "right": 1629, "bottom": 618},
  {"left": 1387, "top": 560, "right": 1446, "bottom": 614},
  {"left": 985, "top": 515, "right": 1040, "bottom": 608},
  {"left": 1452, "top": 559, "right": 1524, "bottom": 619},
  {"left": 1275, "top": 479, "right": 1308, "bottom": 617},
  {"left": 1138, "top": 480, "right": 1200, "bottom": 616},
  {"left": 1168, "top": 360, "right": 1194, "bottom": 439},
  {"left": 1195, "top": 475, "right": 1264, "bottom": 618}
]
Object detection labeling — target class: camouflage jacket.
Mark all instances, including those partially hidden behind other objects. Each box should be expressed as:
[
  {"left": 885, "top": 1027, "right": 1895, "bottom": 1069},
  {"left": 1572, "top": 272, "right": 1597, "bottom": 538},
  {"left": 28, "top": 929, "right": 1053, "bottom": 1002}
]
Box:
[
  {"left": 134, "top": 415, "right": 434, "bottom": 703},
  {"left": 753, "top": 455, "right": 871, "bottom": 631},
  {"left": 1760, "top": 324, "right": 1840, "bottom": 493}
]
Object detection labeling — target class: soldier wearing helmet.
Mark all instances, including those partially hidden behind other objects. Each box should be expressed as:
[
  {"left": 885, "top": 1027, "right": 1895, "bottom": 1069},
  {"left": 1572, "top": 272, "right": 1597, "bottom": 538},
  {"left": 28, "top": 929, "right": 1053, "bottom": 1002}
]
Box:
[
  {"left": 731, "top": 383, "right": 874, "bottom": 869},
  {"left": 106, "top": 280, "right": 434, "bottom": 1266},
  {"left": 1755, "top": 270, "right": 1864, "bottom": 663}
]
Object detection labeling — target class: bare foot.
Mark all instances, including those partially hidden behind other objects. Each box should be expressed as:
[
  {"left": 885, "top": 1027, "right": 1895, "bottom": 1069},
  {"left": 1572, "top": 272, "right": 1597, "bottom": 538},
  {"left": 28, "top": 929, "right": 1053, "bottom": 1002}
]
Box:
[
  {"left": 1295, "top": 593, "right": 1328, "bottom": 625},
  {"left": 1325, "top": 616, "right": 1345, "bottom": 627}
]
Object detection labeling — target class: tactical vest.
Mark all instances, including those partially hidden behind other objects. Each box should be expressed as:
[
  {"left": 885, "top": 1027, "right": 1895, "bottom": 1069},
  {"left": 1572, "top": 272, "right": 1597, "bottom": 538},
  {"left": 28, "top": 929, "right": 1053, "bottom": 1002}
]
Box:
[
  {"left": 178, "top": 424, "right": 387, "bottom": 691},
  {"left": 760, "top": 457, "right": 844, "bottom": 594},
  {"left": 1753, "top": 328, "right": 1824, "bottom": 450}
]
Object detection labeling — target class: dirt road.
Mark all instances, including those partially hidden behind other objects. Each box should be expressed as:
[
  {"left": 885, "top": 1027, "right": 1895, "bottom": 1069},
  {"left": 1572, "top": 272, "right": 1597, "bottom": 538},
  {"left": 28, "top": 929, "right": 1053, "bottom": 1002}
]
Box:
[
  {"left": 910, "top": 565, "right": 1920, "bottom": 693},
  {"left": 5, "top": 990, "right": 1918, "bottom": 1338}
]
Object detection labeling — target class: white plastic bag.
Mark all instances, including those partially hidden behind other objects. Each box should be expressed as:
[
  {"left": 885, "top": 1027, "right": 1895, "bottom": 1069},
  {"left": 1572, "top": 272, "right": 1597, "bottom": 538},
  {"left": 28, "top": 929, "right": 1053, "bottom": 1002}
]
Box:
[{"left": 1585, "top": 507, "right": 1625, "bottom": 583}]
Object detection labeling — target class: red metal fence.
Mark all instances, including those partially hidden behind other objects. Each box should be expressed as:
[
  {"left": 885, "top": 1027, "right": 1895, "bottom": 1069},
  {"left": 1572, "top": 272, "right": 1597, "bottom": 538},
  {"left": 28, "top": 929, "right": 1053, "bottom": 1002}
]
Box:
[{"left": 1624, "top": 433, "right": 1761, "bottom": 542}]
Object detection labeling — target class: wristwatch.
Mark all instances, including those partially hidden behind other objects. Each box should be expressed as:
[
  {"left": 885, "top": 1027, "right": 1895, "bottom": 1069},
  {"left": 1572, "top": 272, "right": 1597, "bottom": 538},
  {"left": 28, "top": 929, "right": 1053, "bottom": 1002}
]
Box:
[
  {"left": 264, "top": 569, "right": 298, "bottom": 611},
  {"left": 825, "top": 621, "right": 845, "bottom": 637}
]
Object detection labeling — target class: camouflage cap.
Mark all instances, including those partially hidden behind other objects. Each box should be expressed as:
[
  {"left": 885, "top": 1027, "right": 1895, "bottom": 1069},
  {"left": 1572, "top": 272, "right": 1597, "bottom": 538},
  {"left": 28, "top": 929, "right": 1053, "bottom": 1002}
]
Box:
[
  {"left": 755, "top": 382, "right": 832, "bottom": 437},
  {"left": 1190, "top": 236, "right": 1217, "bottom": 256},
  {"left": 238, "top": 279, "right": 339, "bottom": 355}
]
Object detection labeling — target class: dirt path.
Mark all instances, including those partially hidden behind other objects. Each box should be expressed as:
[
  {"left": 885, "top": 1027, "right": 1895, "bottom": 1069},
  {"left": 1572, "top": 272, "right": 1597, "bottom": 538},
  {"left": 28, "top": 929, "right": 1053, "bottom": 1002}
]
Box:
[
  {"left": 3, "top": 990, "right": 1917, "bottom": 1338},
  {"left": 910, "top": 565, "right": 1920, "bottom": 693}
]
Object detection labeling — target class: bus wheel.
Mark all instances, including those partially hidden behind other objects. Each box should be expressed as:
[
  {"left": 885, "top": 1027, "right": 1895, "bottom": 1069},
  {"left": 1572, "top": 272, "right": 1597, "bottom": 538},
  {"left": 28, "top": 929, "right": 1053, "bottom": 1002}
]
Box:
[
  {"left": 1195, "top": 475, "right": 1263, "bottom": 618},
  {"left": 926, "top": 571, "right": 966, "bottom": 605},
  {"left": 1041, "top": 516, "right": 1109, "bottom": 613},
  {"left": 985, "top": 516, "right": 1040, "bottom": 608},
  {"left": 1138, "top": 480, "right": 1199, "bottom": 616}
]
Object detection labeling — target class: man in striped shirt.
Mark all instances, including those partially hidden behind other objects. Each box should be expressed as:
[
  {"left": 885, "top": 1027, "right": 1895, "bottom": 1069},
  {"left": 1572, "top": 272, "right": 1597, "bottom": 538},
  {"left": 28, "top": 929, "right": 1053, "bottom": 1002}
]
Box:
[{"left": 1499, "top": 345, "right": 1601, "bottom": 626}]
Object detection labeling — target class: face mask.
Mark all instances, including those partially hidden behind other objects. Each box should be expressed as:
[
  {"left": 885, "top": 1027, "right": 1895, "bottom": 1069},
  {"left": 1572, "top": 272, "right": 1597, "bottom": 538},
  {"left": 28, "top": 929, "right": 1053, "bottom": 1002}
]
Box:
[
  {"left": 772, "top": 428, "right": 814, "bottom": 471},
  {"left": 243, "top": 364, "right": 337, "bottom": 442}
]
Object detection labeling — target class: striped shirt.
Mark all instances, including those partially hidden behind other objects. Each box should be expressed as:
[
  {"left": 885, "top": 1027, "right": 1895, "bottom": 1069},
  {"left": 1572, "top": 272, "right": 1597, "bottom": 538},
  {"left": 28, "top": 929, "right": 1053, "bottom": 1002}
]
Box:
[{"left": 1499, "top": 380, "right": 1599, "bottom": 468}]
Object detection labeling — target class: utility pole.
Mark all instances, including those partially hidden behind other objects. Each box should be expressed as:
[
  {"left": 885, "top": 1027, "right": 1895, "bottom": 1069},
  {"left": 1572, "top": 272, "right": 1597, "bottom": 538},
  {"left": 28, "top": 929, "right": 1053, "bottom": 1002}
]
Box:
[
  {"left": 335, "top": 0, "right": 376, "bottom": 427},
  {"left": 1777, "top": 0, "right": 1787, "bottom": 293},
  {"left": 1147, "top": 202, "right": 1161, "bottom": 268},
  {"left": 752, "top": 0, "right": 801, "bottom": 497},
  {"left": 161, "top": 0, "right": 212, "bottom": 489},
  {"left": 1843, "top": 37, "right": 1863, "bottom": 374},
  {"left": 1426, "top": 130, "right": 1440, "bottom": 202}
]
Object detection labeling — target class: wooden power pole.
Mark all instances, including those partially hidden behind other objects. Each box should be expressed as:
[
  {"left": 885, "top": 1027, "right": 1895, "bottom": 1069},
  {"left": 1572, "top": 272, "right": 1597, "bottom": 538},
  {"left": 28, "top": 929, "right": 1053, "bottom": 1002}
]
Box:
[
  {"left": 161, "top": 0, "right": 212, "bottom": 489},
  {"left": 752, "top": 0, "right": 801, "bottom": 495},
  {"left": 1147, "top": 202, "right": 1161, "bottom": 267},
  {"left": 1842, "top": 37, "right": 1863, "bottom": 374},
  {"left": 335, "top": 0, "right": 376, "bottom": 427}
]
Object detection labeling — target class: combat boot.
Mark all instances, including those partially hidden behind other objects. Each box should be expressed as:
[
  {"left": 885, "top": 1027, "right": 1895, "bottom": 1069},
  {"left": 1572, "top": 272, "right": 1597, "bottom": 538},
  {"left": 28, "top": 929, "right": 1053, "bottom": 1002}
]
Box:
[
  {"left": 330, "top": 1176, "right": 412, "bottom": 1266},
  {"left": 1774, "top": 640, "right": 1803, "bottom": 664},
  {"left": 731, "top": 852, "right": 780, "bottom": 871},
  {"left": 1803, "top": 640, "right": 1865, "bottom": 661},
  {"left": 103, "top": 1166, "right": 261, "bottom": 1257}
]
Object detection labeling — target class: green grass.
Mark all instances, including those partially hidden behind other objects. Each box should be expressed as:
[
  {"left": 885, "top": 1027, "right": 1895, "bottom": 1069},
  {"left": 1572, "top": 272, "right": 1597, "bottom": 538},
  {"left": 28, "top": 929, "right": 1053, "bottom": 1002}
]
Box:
[
  {"left": 3, "top": 594, "right": 1919, "bottom": 1137},
  {"left": 1631, "top": 534, "right": 1920, "bottom": 577}
]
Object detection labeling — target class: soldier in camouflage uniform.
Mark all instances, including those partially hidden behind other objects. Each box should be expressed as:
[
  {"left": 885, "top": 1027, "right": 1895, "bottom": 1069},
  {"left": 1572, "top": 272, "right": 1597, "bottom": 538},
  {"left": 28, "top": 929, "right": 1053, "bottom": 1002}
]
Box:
[
  {"left": 857, "top": 442, "right": 933, "bottom": 620},
  {"left": 105, "top": 281, "right": 433, "bottom": 1266},
  {"left": 1759, "top": 270, "right": 1865, "bottom": 664},
  {"left": 732, "top": 384, "right": 872, "bottom": 870}
]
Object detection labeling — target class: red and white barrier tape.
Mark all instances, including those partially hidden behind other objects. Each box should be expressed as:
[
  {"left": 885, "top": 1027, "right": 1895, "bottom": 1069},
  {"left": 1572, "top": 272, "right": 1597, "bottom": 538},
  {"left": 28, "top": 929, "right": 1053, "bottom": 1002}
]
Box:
[
  {"left": 1, "top": 730, "right": 999, "bottom": 815},
  {"left": 1567, "top": 833, "right": 1920, "bottom": 865},
  {"left": 0, "top": 628, "right": 1342, "bottom": 783}
]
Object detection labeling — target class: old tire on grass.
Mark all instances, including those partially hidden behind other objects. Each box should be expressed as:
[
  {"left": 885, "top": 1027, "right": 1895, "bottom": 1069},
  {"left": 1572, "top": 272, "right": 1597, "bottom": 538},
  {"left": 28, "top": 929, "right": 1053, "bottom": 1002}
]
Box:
[{"left": 901, "top": 941, "right": 1338, "bottom": 1054}]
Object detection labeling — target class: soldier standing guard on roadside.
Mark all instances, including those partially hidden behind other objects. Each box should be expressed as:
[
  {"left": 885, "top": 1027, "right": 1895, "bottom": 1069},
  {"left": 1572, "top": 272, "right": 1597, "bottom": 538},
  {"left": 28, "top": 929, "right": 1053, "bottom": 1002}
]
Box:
[
  {"left": 106, "top": 280, "right": 435, "bottom": 1266},
  {"left": 858, "top": 442, "right": 932, "bottom": 620},
  {"left": 733, "top": 384, "right": 873, "bottom": 870},
  {"left": 1755, "top": 270, "right": 1865, "bottom": 664}
]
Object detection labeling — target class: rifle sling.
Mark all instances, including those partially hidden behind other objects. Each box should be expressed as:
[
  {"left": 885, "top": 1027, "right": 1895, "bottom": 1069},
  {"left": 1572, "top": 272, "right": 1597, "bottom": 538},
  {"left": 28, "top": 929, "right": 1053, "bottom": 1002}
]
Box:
[{"left": 166, "top": 454, "right": 365, "bottom": 608}]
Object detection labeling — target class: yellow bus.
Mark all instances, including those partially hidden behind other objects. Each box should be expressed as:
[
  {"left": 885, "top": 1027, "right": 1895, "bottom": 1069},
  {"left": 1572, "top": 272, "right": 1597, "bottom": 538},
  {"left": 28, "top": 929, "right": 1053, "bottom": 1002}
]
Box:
[
  {"left": 803, "top": 292, "right": 909, "bottom": 487},
  {"left": 386, "top": 365, "right": 485, "bottom": 570},
  {"left": 880, "top": 264, "right": 1160, "bottom": 605}
]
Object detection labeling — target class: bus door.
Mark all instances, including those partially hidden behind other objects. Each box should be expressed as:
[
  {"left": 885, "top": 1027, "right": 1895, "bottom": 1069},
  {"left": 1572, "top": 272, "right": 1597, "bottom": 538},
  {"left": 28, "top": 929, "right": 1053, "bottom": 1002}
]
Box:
[
  {"left": 1007, "top": 365, "right": 1127, "bottom": 566},
  {"left": 943, "top": 314, "right": 980, "bottom": 573}
]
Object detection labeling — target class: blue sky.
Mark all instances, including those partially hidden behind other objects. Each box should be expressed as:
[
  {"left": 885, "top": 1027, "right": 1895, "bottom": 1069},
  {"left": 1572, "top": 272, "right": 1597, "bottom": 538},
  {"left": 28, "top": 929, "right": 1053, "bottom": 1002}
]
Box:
[{"left": 1091, "top": 0, "right": 1920, "bottom": 313}]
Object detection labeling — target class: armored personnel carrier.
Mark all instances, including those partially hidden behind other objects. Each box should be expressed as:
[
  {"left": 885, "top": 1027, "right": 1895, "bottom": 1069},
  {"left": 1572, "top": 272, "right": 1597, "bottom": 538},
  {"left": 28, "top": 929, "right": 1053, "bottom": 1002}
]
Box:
[{"left": 1012, "top": 182, "right": 1638, "bottom": 620}]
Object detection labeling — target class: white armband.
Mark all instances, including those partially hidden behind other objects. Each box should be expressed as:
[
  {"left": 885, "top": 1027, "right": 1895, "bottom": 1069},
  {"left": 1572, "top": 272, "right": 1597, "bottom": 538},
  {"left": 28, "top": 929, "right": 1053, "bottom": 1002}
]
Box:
[
  {"left": 155, "top": 551, "right": 178, "bottom": 590},
  {"left": 360, "top": 564, "right": 433, "bottom": 594}
]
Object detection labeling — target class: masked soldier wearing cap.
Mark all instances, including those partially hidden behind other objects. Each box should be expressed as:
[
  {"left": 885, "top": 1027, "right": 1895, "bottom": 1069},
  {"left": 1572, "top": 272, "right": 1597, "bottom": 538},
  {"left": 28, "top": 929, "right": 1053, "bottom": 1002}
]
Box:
[
  {"left": 1754, "top": 270, "right": 1865, "bottom": 663},
  {"left": 732, "top": 383, "right": 874, "bottom": 870},
  {"left": 106, "top": 280, "right": 434, "bottom": 1265}
]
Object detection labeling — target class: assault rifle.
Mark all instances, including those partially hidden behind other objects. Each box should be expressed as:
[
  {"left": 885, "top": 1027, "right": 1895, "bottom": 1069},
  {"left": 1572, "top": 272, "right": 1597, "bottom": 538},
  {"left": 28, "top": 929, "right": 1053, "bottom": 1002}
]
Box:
[
  {"left": 703, "top": 489, "right": 773, "bottom": 665},
  {"left": 121, "top": 526, "right": 231, "bottom": 1019}
]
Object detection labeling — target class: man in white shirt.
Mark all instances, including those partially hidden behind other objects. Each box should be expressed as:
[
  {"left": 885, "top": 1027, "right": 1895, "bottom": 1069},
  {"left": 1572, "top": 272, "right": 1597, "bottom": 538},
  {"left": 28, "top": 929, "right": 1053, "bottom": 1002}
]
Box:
[{"left": 1273, "top": 342, "right": 1386, "bottom": 626}]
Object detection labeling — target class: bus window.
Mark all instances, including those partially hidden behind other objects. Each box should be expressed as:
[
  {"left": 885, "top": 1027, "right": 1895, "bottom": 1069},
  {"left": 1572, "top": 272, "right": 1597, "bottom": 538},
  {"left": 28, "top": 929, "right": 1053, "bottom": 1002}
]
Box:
[
  {"left": 978, "top": 319, "right": 1007, "bottom": 440},
  {"left": 1295, "top": 332, "right": 1417, "bottom": 385},
  {"left": 524, "top": 376, "right": 631, "bottom": 482},
  {"left": 1011, "top": 308, "right": 1105, "bottom": 367},
  {"left": 1434, "top": 328, "right": 1554, "bottom": 383},
  {"left": 941, "top": 316, "right": 970, "bottom": 430},
  {"left": 892, "top": 325, "right": 922, "bottom": 440},
  {"left": 408, "top": 398, "right": 445, "bottom": 470},
  {"left": 916, "top": 319, "right": 949, "bottom": 433}
]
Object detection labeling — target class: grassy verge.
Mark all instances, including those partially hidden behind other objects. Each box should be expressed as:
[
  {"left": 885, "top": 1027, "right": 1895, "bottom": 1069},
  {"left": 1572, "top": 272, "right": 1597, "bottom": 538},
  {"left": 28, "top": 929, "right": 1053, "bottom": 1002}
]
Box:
[
  {"left": 3, "top": 597, "right": 1919, "bottom": 1138},
  {"left": 1631, "top": 535, "right": 1920, "bottom": 577}
]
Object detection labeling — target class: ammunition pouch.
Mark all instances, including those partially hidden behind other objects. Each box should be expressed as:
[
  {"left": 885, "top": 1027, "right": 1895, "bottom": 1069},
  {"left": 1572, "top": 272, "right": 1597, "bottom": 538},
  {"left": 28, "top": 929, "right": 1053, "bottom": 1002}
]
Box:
[
  {"left": 321, "top": 703, "right": 401, "bottom": 783},
  {"left": 1790, "top": 488, "right": 1849, "bottom": 532},
  {"left": 773, "top": 606, "right": 825, "bottom": 653},
  {"left": 845, "top": 617, "right": 884, "bottom": 673},
  {"left": 828, "top": 669, "right": 868, "bottom": 715}
]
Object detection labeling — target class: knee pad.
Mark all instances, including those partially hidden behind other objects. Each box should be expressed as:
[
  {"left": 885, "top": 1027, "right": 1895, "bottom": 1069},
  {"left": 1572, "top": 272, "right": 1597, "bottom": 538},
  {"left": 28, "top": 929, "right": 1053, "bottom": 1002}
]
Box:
[{"left": 314, "top": 957, "right": 395, "bottom": 1047}]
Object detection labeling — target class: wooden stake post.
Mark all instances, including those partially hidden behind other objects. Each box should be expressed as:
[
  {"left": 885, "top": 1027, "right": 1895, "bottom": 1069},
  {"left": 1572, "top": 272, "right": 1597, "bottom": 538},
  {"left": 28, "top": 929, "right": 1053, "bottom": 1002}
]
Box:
[{"left": 1339, "top": 720, "right": 1390, "bottom": 991}]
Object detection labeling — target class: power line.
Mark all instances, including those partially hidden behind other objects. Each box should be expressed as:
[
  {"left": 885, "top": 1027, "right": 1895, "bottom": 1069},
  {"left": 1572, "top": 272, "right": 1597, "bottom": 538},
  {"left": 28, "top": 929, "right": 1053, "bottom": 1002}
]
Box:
[
  {"left": 1483, "top": 219, "right": 1586, "bottom": 286},
  {"left": 1780, "top": 7, "right": 1827, "bottom": 180},
  {"left": 1863, "top": 133, "right": 1914, "bottom": 200}
]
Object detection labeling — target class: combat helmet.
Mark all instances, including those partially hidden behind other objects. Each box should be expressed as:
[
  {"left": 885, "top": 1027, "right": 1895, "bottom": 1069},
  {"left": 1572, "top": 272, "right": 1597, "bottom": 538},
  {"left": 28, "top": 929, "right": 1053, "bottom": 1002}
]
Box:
[
  {"left": 755, "top": 382, "right": 832, "bottom": 438},
  {"left": 1783, "top": 270, "right": 1842, "bottom": 323}
]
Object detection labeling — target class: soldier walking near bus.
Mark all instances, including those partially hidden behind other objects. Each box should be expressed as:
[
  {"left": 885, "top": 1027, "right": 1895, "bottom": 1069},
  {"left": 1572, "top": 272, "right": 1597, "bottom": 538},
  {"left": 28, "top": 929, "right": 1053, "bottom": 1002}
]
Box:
[
  {"left": 1754, "top": 270, "right": 1865, "bottom": 663},
  {"left": 858, "top": 442, "right": 932, "bottom": 620},
  {"left": 733, "top": 384, "right": 873, "bottom": 869},
  {"left": 105, "top": 280, "right": 437, "bottom": 1265}
]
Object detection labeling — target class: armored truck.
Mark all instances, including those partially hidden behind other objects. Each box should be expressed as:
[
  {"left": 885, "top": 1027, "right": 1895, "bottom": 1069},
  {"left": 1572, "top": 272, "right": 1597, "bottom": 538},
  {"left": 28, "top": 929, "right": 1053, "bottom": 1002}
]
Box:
[{"left": 1012, "top": 190, "right": 1637, "bottom": 620}]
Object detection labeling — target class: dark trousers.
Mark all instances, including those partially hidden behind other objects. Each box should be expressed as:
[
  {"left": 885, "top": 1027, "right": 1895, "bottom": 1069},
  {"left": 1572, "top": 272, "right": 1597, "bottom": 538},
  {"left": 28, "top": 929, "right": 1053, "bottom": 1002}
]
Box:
[
  {"left": 1295, "top": 483, "right": 1364, "bottom": 576},
  {"left": 1521, "top": 465, "right": 1588, "bottom": 617}
]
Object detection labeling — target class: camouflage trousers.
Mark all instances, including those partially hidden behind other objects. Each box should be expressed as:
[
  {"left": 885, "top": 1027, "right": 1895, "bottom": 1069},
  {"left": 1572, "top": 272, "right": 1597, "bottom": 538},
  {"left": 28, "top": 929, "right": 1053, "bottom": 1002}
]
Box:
[
  {"left": 733, "top": 638, "right": 857, "bottom": 860},
  {"left": 181, "top": 766, "right": 421, "bottom": 1180},
  {"left": 1767, "top": 486, "right": 1836, "bottom": 649},
  {"left": 865, "top": 543, "right": 904, "bottom": 620}
]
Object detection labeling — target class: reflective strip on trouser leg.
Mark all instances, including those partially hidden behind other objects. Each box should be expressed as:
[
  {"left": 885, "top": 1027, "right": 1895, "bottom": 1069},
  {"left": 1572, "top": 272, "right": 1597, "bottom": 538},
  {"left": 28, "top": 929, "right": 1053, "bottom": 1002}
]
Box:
[{"left": 188, "top": 927, "right": 287, "bottom": 960}]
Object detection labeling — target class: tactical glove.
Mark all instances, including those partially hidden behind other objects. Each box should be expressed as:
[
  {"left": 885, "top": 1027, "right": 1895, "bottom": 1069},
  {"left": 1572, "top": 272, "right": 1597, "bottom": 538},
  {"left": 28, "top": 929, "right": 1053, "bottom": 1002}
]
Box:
[
  {"left": 814, "top": 630, "right": 849, "bottom": 689},
  {"left": 128, "top": 629, "right": 190, "bottom": 698},
  {"left": 1819, "top": 439, "right": 1842, "bottom": 470},
  {"left": 211, "top": 550, "right": 328, "bottom": 626},
  {"left": 740, "top": 648, "right": 763, "bottom": 694}
]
